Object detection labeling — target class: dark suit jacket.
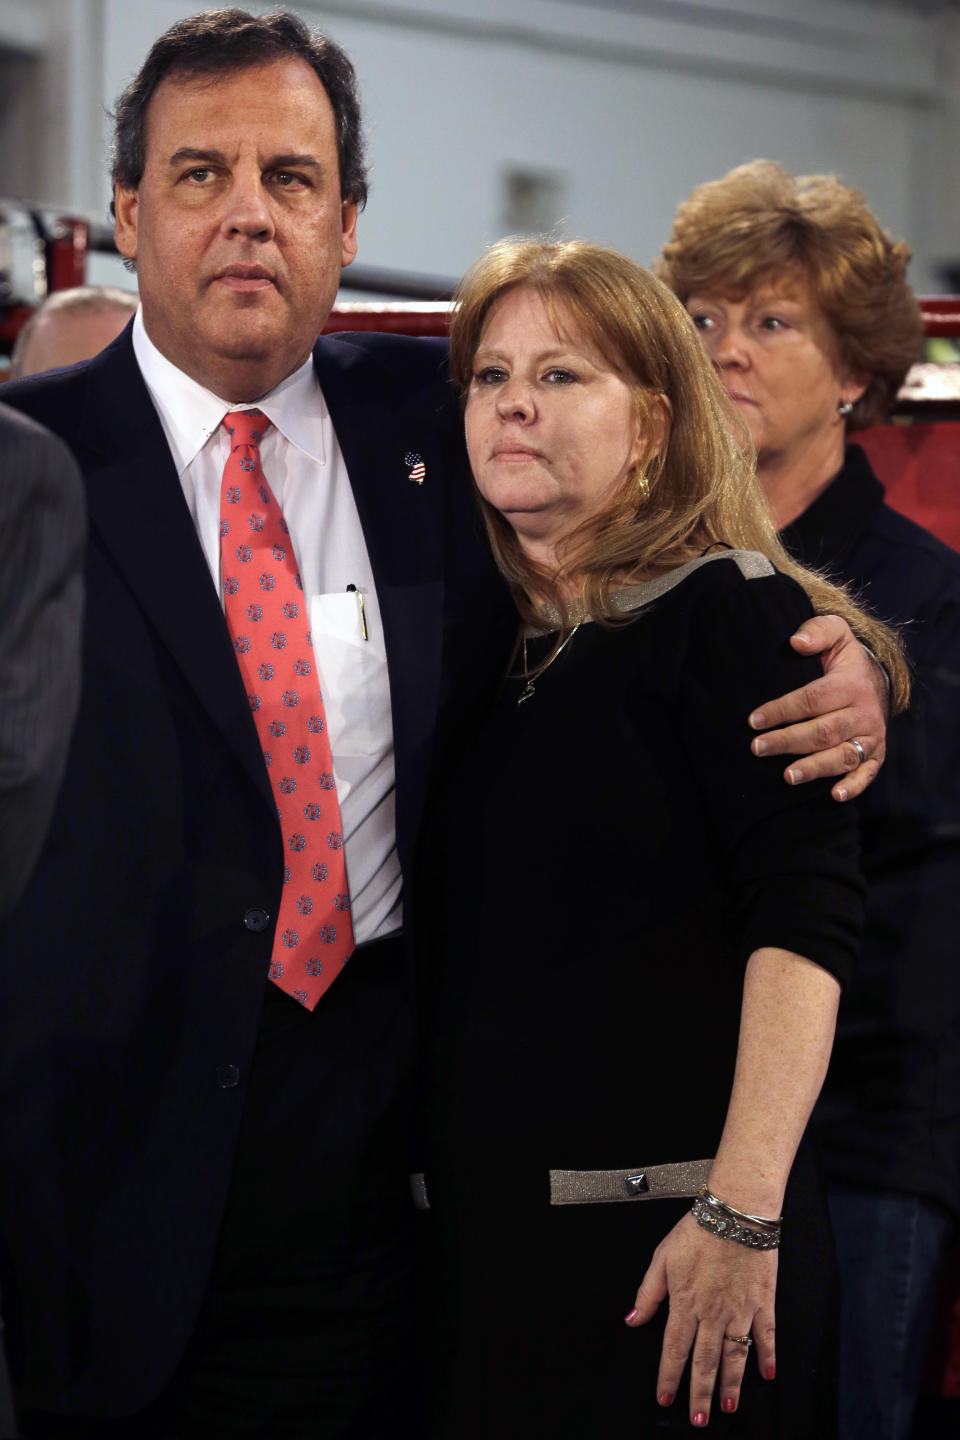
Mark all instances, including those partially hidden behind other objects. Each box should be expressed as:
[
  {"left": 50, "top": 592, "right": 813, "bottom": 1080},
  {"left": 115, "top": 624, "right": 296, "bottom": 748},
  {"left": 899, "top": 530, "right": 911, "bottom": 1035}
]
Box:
[
  {"left": 0, "top": 403, "right": 77, "bottom": 1440},
  {"left": 0, "top": 404, "right": 84, "bottom": 920},
  {"left": 0, "top": 327, "right": 514, "bottom": 1418}
]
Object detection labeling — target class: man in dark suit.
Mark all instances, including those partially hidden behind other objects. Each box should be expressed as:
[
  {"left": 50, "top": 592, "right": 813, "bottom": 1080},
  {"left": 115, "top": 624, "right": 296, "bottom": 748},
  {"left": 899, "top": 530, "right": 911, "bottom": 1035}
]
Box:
[
  {"left": 0, "top": 10, "right": 889, "bottom": 1438},
  {"left": 0, "top": 404, "right": 83, "bottom": 1440},
  {"left": 0, "top": 406, "right": 84, "bottom": 920},
  {"left": 0, "top": 13, "right": 513, "bottom": 1437}
]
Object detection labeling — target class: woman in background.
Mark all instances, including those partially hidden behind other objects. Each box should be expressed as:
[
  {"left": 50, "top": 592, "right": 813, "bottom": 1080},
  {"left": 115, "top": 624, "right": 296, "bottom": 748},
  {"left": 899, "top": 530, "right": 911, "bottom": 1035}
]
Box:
[
  {"left": 415, "top": 237, "right": 908, "bottom": 1438},
  {"left": 658, "top": 159, "right": 960, "bottom": 1440}
]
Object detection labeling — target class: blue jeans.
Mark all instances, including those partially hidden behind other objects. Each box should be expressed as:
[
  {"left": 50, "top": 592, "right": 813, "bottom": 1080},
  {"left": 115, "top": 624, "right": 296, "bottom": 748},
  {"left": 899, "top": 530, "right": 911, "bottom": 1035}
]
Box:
[{"left": 829, "top": 1185, "right": 954, "bottom": 1440}]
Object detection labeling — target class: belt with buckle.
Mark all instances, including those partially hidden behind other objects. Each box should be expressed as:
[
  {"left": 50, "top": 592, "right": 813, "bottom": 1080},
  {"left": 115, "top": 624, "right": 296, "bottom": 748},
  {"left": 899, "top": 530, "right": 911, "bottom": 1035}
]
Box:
[{"left": 410, "top": 1157, "right": 713, "bottom": 1211}]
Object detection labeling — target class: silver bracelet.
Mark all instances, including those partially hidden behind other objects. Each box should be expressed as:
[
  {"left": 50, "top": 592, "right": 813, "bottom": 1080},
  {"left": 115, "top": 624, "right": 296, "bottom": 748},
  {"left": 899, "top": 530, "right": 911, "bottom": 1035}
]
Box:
[
  {"left": 691, "top": 1196, "right": 781, "bottom": 1250},
  {"left": 698, "top": 1186, "right": 782, "bottom": 1231},
  {"left": 861, "top": 643, "right": 892, "bottom": 696}
]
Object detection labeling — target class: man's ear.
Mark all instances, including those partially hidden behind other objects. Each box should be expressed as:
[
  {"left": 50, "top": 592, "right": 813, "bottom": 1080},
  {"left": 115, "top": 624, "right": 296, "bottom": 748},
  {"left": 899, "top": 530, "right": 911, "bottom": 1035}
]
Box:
[
  {"left": 114, "top": 186, "right": 139, "bottom": 263},
  {"left": 340, "top": 199, "right": 359, "bottom": 270}
]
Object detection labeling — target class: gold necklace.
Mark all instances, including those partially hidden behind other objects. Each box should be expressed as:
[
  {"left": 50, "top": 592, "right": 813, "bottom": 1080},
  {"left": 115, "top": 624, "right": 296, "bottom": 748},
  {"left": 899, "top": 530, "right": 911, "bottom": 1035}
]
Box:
[{"left": 518, "top": 622, "right": 582, "bottom": 705}]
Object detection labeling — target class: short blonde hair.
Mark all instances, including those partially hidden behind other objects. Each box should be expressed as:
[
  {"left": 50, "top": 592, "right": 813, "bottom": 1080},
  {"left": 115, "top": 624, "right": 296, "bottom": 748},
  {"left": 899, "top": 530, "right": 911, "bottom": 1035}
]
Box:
[
  {"left": 656, "top": 160, "right": 924, "bottom": 429},
  {"left": 450, "top": 237, "right": 908, "bottom": 710}
]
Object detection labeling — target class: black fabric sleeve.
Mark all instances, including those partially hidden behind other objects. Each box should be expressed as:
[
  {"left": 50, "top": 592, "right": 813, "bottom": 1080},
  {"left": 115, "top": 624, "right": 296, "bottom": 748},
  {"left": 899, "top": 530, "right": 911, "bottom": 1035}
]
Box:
[
  {"left": 0, "top": 411, "right": 85, "bottom": 918},
  {"left": 673, "top": 566, "right": 864, "bottom": 987}
]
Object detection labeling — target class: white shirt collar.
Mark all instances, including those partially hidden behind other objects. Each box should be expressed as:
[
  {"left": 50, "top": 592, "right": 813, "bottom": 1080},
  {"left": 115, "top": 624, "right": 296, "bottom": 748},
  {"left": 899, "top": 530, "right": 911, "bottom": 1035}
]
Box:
[{"left": 133, "top": 308, "right": 327, "bottom": 474}]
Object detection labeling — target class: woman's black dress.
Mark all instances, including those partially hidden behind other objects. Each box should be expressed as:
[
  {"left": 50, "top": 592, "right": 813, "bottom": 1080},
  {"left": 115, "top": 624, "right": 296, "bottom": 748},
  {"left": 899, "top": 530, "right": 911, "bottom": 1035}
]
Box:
[{"left": 415, "top": 553, "right": 864, "bottom": 1438}]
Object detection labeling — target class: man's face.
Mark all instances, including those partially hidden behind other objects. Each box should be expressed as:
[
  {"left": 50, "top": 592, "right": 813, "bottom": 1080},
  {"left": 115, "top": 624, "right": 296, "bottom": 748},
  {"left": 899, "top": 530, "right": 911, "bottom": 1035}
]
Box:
[{"left": 114, "top": 57, "right": 358, "bottom": 400}]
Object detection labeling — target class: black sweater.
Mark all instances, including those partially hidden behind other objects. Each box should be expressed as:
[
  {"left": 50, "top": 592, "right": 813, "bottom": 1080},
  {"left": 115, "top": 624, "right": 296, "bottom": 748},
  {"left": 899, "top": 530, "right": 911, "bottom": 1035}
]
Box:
[{"left": 787, "top": 445, "right": 960, "bottom": 1219}]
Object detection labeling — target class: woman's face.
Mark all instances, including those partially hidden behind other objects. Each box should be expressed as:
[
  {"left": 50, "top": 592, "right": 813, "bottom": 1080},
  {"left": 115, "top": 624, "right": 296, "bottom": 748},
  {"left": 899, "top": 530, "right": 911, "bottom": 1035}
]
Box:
[
  {"left": 684, "top": 277, "right": 863, "bottom": 470},
  {"left": 464, "top": 286, "right": 648, "bottom": 561}
]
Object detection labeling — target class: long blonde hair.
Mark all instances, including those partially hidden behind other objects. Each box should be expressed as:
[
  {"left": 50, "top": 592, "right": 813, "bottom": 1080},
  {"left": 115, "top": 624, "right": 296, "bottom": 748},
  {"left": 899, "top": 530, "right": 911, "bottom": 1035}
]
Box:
[{"left": 450, "top": 237, "right": 908, "bottom": 710}]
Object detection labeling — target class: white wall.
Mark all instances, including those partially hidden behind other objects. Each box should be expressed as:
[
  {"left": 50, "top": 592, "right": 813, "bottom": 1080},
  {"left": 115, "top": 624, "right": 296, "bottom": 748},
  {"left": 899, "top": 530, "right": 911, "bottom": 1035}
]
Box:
[{"left": 2, "top": 0, "right": 957, "bottom": 294}]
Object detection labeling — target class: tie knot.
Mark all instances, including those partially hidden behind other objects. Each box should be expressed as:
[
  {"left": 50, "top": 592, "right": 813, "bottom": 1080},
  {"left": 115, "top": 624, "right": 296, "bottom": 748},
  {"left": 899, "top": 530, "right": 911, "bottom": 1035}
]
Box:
[{"left": 223, "top": 409, "right": 271, "bottom": 449}]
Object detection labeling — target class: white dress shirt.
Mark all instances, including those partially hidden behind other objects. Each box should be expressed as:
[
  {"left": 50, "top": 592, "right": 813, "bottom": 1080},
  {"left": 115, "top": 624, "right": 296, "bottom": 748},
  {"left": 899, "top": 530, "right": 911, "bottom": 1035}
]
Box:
[{"left": 133, "top": 311, "right": 401, "bottom": 943}]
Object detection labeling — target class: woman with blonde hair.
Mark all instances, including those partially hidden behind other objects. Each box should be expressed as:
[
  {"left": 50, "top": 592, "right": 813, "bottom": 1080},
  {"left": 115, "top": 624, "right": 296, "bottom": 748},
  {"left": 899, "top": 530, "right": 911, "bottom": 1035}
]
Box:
[
  {"left": 658, "top": 161, "right": 960, "bottom": 1440},
  {"left": 415, "top": 236, "right": 908, "bottom": 1438}
]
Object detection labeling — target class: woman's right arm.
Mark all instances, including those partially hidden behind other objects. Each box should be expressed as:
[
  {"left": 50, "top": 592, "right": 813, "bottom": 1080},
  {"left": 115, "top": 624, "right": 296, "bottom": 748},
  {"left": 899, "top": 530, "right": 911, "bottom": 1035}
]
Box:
[
  {"left": 627, "top": 945, "right": 841, "bottom": 1426},
  {"left": 623, "top": 565, "right": 863, "bottom": 1425}
]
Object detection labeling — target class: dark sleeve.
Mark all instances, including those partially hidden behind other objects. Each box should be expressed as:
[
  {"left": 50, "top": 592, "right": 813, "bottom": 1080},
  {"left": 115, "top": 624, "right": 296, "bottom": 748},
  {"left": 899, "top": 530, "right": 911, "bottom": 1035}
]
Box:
[
  {"left": 675, "top": 568, "right": 864, "bottom": 988},
  {"left": 0, "top": 410, "right": 85, "bottom": 918}
]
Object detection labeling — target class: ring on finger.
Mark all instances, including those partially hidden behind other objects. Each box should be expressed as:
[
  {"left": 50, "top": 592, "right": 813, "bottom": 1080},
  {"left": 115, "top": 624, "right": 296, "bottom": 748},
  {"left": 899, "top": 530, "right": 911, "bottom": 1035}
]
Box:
[
  {"left": 849, "top": 738, "right": 866, "bottom": 768},
  {"left": 725, "top": 1334, "right": 752, "bottom": 1347}
]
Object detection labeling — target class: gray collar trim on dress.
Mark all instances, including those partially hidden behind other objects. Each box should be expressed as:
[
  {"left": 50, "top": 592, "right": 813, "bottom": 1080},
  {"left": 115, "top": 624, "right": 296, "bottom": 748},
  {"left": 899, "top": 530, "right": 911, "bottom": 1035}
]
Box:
[{"left": 527, "top": 549, "right": 775, "bottom": 634}]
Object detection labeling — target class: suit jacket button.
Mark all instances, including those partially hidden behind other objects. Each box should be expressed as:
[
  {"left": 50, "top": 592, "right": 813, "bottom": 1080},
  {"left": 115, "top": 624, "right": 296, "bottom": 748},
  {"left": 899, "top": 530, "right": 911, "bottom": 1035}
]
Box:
[
  {"left": 243, "top": 907, "right": 270, "bottom": 932},
  {"left": 217, "top": 1064, "right": 240, "bottom": 1089}
]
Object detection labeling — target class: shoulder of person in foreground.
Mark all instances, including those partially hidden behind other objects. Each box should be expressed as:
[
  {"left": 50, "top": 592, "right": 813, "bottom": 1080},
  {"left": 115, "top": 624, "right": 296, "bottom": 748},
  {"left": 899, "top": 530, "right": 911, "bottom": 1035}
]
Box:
[
  {"left": 640, "top": 546, "right": 894, "bottom": 802},
  {"left": 317, "top": 330, "right": 450, "bottom": 388},
  {"left": 669, "top": 549, "right": 822, "bottom": 713},
  {"left": 0, "top": 403, "right": 85, "bottom": 918},
  {"left": 313, "top": 331, "right": 460, "bottom": 435},
  {"left": 622, "top": 550, "right": 822, "bottom": 773},
  {"left": 0, "top": 329, "right": 127, "bottom": 451}
]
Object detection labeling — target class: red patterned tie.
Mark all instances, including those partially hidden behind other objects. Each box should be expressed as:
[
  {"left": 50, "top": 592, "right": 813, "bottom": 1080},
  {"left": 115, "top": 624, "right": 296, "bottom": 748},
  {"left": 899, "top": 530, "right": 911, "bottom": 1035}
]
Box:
[{"left": 219, "top": 409, "right": 354, "bottom": 1008}]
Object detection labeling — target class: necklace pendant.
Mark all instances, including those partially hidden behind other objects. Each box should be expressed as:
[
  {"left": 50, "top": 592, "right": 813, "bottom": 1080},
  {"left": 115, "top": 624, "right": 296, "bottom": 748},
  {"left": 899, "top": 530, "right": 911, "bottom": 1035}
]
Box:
[{"left": 517, "top": 681, "right": 536, "bottom": 706}]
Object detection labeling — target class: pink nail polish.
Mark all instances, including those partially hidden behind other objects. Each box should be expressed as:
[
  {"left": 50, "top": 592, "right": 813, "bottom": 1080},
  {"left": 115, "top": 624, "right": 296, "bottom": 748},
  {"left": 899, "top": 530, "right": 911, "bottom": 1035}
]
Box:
[
  {"left": 692, "top": 1412, "right": 709, "bottom": 1427},
  {"left": 624, "top": 1308, "right": 638, "bottom": 1323},
  {"left": 658, "top": 1392, "right": 674, "bottom": 1407},
  {"left": 722, "top": 1397, "right": 737, "bottom": 1413},
  {"left": 765, "top": 1364, "right": 776, "bottom": 1381}
]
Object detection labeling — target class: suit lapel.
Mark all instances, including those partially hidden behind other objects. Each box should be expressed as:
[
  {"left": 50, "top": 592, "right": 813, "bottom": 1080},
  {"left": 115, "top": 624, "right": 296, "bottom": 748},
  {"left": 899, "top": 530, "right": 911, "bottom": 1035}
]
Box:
[
  {"left": 311, "top": 336, "right": 448, "bottom": 874},
  {"left": 77, "top": 336, "right": 274, "bottom": 814},
  {"left": 74, "top": 332, "right": 455, "bottom": 857}
]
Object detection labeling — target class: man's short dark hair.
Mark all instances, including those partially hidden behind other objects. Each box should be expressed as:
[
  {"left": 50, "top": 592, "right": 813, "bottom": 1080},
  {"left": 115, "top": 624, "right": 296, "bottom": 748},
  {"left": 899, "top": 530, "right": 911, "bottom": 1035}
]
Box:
[{"left": 111, "top": 8, "right": 368, "bottom": 211}]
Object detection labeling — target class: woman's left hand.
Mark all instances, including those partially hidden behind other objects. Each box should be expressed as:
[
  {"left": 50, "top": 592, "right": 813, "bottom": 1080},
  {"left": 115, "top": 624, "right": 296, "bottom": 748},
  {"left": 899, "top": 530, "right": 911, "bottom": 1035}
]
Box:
[{"left": 625, "top": 1211, "right": 777, "bottom": 1427}]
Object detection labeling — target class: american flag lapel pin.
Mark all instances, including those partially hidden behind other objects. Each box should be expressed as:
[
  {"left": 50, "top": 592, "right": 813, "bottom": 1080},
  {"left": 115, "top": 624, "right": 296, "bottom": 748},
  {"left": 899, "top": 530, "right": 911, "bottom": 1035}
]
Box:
[{"left": 404, "top": 449, "right": 426, "bottom": 485}]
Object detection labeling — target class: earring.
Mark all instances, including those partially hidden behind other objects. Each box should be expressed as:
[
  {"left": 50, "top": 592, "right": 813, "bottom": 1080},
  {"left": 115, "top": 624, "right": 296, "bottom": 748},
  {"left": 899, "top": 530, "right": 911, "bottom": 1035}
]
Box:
[
  {"left": 628, "top": 461, "right": 650, "bottom": 501},
  {"left": 838, "top": 400, "right": 853, "bottom": 418}
]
